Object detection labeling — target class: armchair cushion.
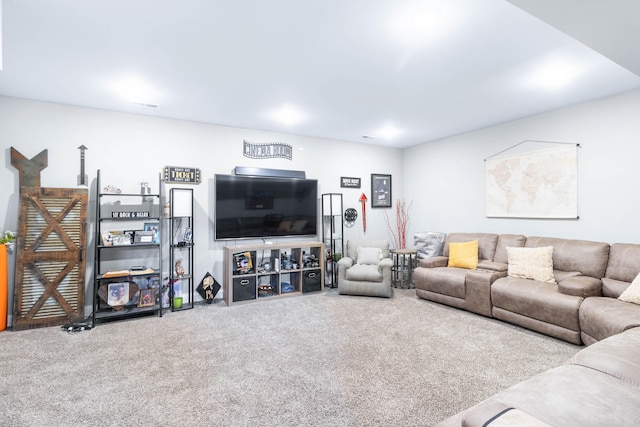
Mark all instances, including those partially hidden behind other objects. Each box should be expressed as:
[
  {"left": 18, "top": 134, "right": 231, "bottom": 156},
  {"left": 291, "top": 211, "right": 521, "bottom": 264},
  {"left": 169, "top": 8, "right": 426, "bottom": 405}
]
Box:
[
  {"left": 346, "top": 264, "right": 383, "bottom": 282},
  {"left": 357, "top": 247, "right": 382, "bottom": 265}
]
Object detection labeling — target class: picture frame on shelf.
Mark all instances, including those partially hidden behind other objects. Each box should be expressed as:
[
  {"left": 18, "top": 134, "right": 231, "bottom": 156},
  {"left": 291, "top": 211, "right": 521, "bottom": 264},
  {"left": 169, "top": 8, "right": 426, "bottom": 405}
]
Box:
[
  {"left": 101, "top": 231, "right": 113, "bottom": 246},
  {"left": 107, "top": 282, "right": 129, "bottom": 306},
  {"left": 137, "top": 288, "right": 156, "bottom": 307},
  {"left": 134, "top": 230, "right": 154, "bottom": 244},
  {"left": 111, "top": 231, "right": 132, "bottom": 246},
  {"left": 183, "top": 227, "right": 193, "bottom": 243},
  {"left": 143, "top": 222, "right": 160, "bottom": 244},
  {"left": 371, "top": 173, "right": 392, "bottom": 208}
]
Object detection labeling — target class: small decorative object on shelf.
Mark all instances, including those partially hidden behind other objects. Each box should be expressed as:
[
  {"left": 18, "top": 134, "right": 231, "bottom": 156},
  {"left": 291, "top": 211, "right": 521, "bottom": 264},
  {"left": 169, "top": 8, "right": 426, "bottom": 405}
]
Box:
[
  {"left": 140, "top": 181, "right": 151, "bottom": 195},
  {"left": 183, "top": 227, "right": 192, "bottom": 243},
  {"left": 175, "top": 260, "right": 185, "bottom": 277},
  {"left": 196, "top": 272, "right": 220, "bottom": 304},
  {"left": 103, "top": 184, "right": 121, "bottom": 194}
]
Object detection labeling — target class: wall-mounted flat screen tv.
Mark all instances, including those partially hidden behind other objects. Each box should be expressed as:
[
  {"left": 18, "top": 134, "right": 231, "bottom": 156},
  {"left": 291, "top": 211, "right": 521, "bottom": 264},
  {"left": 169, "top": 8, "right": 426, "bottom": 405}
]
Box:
[{"left": 215, "top": 174, "right": 318, "bottom": 240}]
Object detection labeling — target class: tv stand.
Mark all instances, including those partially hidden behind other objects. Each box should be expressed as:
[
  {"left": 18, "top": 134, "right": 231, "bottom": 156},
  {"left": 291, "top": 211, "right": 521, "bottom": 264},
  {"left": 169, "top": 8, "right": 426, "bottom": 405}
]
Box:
[{"left": 223, "top": 241, "right": 324, "bottom": 306}]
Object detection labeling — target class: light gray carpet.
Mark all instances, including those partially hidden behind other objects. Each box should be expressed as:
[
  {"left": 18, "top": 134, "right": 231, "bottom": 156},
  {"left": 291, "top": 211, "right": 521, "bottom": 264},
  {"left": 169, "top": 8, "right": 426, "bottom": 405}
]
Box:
[{"left": 0, "top": 289, "right": 578, "bottom": 426}]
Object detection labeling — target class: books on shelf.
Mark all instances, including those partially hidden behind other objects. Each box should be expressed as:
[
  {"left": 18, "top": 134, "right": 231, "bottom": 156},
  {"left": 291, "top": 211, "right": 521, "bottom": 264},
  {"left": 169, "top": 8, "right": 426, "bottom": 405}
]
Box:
[{"left": 102, "top": 267, "right": 156, "bottom": 278}]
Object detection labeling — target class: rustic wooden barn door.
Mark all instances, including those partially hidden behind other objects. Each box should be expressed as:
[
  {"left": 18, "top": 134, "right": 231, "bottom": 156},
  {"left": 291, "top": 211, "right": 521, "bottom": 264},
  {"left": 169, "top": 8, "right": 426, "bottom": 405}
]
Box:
[{"left": 13, "top": 187, "right": 88, "bottom": 330}]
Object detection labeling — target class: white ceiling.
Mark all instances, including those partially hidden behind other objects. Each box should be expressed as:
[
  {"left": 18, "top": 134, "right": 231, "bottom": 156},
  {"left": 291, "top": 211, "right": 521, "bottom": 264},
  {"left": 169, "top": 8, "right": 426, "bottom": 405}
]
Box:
[{"left": 1, "top": 0, "right": 639, "bottom": 148}]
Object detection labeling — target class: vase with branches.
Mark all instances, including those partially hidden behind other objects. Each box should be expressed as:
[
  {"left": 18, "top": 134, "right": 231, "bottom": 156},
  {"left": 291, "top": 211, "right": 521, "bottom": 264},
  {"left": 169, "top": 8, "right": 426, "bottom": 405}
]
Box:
[{"left": 384, "top": 200, "right": 412, "bottom": 249}]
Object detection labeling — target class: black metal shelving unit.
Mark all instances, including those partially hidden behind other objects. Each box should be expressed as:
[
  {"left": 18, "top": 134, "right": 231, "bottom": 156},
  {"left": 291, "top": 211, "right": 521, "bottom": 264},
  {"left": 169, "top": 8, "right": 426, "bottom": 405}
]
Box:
[
  {"left": 168, "top": 187, "right": 195, "bottom": 311},
  {"left": 322, "top": 193, "right": 344, "bottom": 288},
  {"left": 92, "top": 169, "right": 163, "bottom": 325}
]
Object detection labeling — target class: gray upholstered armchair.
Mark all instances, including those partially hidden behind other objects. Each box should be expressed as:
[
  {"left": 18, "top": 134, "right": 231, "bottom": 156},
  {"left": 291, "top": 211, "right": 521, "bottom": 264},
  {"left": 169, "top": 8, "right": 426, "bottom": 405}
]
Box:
[{"left": 337, "top": 240, "right": 393, "bottom": 297}]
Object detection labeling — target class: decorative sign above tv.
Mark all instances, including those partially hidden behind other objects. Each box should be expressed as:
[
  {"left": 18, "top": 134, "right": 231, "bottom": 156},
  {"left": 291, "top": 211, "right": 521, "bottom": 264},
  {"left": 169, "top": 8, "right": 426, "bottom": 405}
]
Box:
[
  {"left": 243, "top": 140, "right": 292, "bottom": 160},
  {"left": 163, "top": 166, "right": 201, "bottom": 184}
]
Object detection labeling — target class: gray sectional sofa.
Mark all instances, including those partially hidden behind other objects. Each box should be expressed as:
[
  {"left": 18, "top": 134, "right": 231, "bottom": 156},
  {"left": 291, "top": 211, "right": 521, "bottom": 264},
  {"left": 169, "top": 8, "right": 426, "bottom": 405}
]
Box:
[{"left": 413, "top": 232, "right": 640, "bottom": 426}]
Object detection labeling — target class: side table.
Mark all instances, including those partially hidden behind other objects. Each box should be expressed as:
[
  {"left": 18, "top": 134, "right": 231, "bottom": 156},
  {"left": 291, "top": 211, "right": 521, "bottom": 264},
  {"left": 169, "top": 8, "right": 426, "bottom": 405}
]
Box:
[{"left": 390, "top": 249, "right": 418, "bottom": 289}]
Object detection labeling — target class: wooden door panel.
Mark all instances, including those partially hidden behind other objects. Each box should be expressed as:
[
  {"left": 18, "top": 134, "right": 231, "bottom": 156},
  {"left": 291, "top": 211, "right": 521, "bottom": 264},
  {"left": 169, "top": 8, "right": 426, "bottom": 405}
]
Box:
[{"left": 13, "top": 187, "right": 88, "bottom": 330}]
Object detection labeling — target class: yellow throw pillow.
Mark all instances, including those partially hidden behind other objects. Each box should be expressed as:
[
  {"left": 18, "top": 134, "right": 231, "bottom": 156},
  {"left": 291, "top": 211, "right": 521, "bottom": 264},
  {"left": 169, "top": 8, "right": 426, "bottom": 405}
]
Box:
[{"left": 447, "top": 240, "right": 479, "bottom": 269}]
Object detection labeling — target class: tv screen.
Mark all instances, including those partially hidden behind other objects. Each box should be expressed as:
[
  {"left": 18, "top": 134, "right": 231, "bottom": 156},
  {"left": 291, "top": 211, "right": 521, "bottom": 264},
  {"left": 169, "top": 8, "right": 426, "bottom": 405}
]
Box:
[{"left": 215, "top": 174, "right": 318, "bottom": 240}]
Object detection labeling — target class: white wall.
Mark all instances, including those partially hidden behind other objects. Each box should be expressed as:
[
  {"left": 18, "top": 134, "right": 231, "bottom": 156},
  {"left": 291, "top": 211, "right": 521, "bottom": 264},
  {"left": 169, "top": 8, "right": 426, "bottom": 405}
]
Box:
[
  {"left": 0, "top": 96, "right": 404, "bottom": 321},
  {"left": 403, "top": 88, "right": 640, "bottom": 245},
  {"left": 4, "top": 88, "right": 640, "bottom": 324}
]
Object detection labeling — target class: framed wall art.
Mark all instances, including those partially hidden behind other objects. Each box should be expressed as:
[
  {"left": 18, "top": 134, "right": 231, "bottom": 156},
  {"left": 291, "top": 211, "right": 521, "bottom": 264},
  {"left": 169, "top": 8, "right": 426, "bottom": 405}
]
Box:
[{"left": 371, "top": 174, "right": 392, "bottom": 208}]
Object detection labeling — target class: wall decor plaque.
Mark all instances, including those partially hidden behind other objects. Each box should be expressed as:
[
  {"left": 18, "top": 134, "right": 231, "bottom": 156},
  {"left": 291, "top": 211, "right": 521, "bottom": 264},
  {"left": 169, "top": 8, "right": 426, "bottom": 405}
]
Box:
[
  {"left": 340, "top": 177, "right": 361, "bottom": 188},
  {"left": 163, "top": 166, "right": 201, "bottom": 184}
]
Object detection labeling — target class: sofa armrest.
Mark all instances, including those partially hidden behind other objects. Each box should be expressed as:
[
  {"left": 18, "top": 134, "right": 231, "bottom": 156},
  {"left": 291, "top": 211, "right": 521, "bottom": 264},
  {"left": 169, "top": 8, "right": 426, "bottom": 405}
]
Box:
[
  {"left": 465, "top": 269, "right": 507, "bottom": 316},
  {"left": 337, "top": 257, "right": 354, "bottom": 283},
  {"left": 462, "top": 400, "right": 552, "bottom": 427},
  {"left": 379, "top": 257, "right": 393, "bottom": 270},
  {"left": 557, "top": 276, "right": 602, "bottom": 298},
  {"left": 379, "top": 257, "right": 393, "bottom": 283},
  {"left": 419, "top": 256, "right": 448, "bottom": 268}
]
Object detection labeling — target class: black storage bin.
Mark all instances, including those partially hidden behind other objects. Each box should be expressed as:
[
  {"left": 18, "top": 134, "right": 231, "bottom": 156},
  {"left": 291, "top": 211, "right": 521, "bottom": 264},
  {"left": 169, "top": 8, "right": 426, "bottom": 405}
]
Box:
[
  {"left": 233, "top": 276, "right": 256, "bottom": 302},
  {"left": 302, "top": 270, "right": 322, "bottom": 293}
]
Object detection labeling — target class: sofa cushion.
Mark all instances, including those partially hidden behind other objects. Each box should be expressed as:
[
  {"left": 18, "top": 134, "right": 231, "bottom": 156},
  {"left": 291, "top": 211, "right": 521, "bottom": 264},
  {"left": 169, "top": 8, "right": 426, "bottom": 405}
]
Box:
[
  {"left": 345, "top": 264, "right": 382, "bottom": 282},
  {"left": 448, "top": 240, "right": 478, "bottom": 269},
  {"left": 579, "top": 297, "right": 640, "bottom": 343},
  {"left": 525, "top": 236, "right": 610, "bottom": 279},
  {"left": 443, "top": 233, "right": 498, "bottom": 262},
  {"left": 619, "top": 272, "right": 640, "bottom": 304},
  {"left": 491, "top": 277, "right": 581, "bottom": 331},
  {"left": 569, "top": 327, "right": 640, "bottom": 385},
  {"left": 604, "top": 243, "right": 640, "bottom": 282},
  {"left": 493, "top": 234, "right": 526, "bottom": 264},
  {"left": 602, "top": 277, "right": 630, "bottom": 298},
  {"left": 415, "top": 267, "right": 467, "bottom": 299},
  {"left": 345, "top": 240, "right": 390, "bottom": 260},
  {"left": 506, "top": 246, "right": 555, "bottom": 284},
  {"left": 357, "top": 247, "right": 382, "bottom": 265}
]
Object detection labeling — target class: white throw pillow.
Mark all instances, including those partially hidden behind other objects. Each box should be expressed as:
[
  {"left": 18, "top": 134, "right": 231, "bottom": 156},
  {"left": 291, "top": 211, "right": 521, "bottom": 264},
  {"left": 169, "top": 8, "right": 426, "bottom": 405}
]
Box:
[
  {"left": 507, "top": 246, "right": 556, "bottom": 284},
  {"left": 357, "top": 247, "right": 382, "bottom": 265},
  {"left": 619, "top": 272, "right": 640, "bottom": 304}
]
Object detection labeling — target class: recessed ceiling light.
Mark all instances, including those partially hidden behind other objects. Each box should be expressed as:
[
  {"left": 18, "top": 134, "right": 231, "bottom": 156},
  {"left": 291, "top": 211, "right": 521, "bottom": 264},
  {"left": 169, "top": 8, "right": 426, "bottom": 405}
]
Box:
[
  {"left": 525, "top": 58, "right": 583, "bottom": 90},
  {"left": 111, "top": 76, "right": 161, "bottom": 106},
  {"left": 373, "top": 124, "right": 402, "bottom": 140},
  {"left": 387, "top": 1, "right": 464, "bottom": 47},
  {"left": 267, "top": 104, "right": 307, "bottom": 126}
]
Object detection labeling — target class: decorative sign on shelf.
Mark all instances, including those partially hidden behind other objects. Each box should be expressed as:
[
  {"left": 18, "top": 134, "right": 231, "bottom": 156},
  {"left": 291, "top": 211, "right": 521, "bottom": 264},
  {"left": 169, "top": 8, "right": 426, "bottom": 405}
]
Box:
[
  {"left": 111, "top": 211, "right": 150, "bottom": 218},
  {"left": 163, "top": 166, "right": 201, "bottom": 184},
  {"left": 340, "top": 176, "right": 361, "bottom": 188},
  {"left": 243, "top": 140, "right": 292, "bottom": 160}
]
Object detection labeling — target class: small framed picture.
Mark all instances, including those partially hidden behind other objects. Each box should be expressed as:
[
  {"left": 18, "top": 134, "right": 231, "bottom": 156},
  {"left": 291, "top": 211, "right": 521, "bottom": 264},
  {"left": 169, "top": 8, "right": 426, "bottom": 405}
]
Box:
[
  {"left": 101, "top": 231, "right": 113, "bottom": 246},
  {"left": 183, "top": 227, "right": 193, "bottom": 243},
  {"left": 107, "top": 282, "right": 130, "bottom": 306},
  {"left": 111, "top": 232, "right": 132, "bottom": 246},
  {"left": 137, "top": 288, "right": 156, "bottom": 307},
  {"left": 371, "top": 174, "right": 392, "bottom": 208},
  {"left": 143, "top": 223, "right": 160, "bottom": 244}
]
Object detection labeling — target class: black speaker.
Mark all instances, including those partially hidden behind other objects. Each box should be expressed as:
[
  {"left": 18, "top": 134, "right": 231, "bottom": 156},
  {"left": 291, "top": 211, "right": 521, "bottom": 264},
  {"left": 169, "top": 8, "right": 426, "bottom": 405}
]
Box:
[
  {"left": 302, "top": 270, "right": 322, "bottom": 293},
  {"left": 233, "top": 276, "right": 256, "bottom": 302}
]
